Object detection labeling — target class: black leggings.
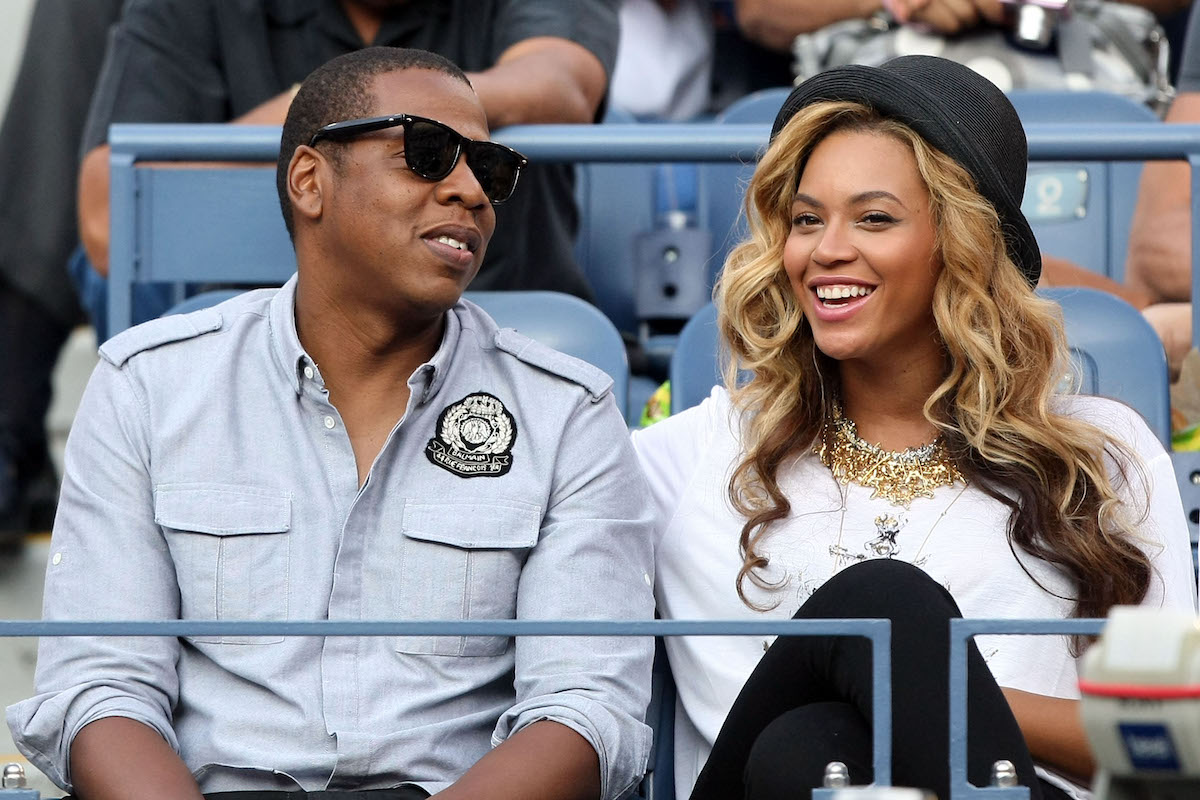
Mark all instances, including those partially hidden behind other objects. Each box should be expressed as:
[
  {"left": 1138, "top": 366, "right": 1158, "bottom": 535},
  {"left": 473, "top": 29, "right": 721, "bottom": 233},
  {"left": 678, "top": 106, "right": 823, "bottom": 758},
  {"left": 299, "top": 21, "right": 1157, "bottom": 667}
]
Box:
[{"left": 690, "top": 559, "right": 1072, "bottom": 800}]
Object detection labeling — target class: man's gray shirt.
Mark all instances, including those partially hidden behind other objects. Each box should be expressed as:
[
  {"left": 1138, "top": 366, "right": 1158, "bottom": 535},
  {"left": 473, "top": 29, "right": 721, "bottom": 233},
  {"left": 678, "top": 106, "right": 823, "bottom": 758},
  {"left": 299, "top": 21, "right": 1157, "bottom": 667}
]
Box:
[{"left": 7, "top": 277, "right": 655, "bottom": 797}]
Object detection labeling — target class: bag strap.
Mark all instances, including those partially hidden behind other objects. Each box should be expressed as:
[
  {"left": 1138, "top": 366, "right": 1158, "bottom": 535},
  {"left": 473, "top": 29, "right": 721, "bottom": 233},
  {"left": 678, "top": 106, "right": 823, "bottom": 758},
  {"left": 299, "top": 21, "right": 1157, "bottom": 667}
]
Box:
[{"left": 1082, "top": 4, "right": 1156, "bottom": 80}]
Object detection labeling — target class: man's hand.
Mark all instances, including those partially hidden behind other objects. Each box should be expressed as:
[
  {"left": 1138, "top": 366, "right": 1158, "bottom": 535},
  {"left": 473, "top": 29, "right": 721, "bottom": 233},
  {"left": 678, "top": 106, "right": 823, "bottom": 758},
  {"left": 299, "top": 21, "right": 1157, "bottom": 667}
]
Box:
[
  {"left": 432, "top": 720, "right": 600, "bottom": 800},
  {"left": 70, "top": 717, "right": 203, "bottom": 800}
]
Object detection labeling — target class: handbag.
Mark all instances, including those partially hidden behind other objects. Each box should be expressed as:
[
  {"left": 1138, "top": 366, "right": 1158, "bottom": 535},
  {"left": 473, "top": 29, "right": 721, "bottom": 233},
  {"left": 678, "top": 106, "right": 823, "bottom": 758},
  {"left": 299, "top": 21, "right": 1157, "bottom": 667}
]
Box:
[{"left": 790, "top": 0, "right": 1175, "bottom": 114}]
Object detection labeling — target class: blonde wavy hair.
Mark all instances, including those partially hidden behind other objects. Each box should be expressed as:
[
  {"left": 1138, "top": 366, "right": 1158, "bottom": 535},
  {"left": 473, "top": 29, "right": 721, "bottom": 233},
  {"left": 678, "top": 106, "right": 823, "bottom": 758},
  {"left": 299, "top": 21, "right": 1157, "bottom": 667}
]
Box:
[{"left": 718, "top": 101, "right": 1150, "bottom": 640}]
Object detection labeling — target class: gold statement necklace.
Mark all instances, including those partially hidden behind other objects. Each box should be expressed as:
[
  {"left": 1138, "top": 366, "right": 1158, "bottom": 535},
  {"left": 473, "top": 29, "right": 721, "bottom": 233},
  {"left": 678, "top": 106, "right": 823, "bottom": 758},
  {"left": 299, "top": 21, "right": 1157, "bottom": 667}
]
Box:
[
  {"left": 816, "top": 401, "right": 963, "bottom": 507},
  {"left": 816, "top": 402, "right": 967, "bottom": 572}
]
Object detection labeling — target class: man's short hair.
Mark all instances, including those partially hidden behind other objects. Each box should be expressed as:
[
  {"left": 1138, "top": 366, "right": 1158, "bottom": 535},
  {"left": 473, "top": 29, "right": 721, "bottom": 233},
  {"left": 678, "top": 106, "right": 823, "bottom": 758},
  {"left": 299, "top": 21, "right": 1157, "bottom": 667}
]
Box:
[{"left": 276, "top": 46, "right": 471, "bottom": 240}]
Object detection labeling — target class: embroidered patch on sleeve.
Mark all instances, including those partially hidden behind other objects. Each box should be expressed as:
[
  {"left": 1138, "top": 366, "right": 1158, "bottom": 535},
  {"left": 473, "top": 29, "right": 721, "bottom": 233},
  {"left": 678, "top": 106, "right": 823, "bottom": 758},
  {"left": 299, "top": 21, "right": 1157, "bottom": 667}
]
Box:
[{"left": 425, "top": 392, "right": 517, "bottom": 478}]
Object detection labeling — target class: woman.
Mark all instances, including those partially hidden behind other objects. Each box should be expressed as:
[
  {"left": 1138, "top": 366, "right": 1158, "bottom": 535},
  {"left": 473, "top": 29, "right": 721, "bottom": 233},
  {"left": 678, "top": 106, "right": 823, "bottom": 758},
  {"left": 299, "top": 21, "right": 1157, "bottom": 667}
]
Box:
[{"left": 631, "top": 55, "right": 1196, "bottom": 800}]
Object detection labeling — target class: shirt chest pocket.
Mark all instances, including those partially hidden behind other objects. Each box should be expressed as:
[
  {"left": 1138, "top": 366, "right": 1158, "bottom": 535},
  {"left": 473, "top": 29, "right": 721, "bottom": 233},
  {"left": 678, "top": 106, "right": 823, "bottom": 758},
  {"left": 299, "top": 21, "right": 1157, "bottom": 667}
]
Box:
[
  {"left": 393, "top": 500, "right": 540, "bottom": 657},
  {"left": 155, "top": 484, "right": 292, "bottom": 645}
]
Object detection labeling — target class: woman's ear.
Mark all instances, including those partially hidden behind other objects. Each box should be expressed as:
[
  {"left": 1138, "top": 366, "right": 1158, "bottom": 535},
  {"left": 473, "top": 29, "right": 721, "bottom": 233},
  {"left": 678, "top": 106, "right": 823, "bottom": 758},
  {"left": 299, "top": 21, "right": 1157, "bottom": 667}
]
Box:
[{"left": 288, "top": 145, "right": 324, "bottom": 225}]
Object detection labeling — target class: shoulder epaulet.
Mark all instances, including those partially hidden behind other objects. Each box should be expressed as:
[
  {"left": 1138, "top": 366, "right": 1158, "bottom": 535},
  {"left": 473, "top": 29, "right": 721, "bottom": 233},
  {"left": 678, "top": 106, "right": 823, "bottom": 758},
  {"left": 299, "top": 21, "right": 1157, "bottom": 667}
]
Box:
[
  {"left": 493, "top": 328, "right": 614, "bottom": 401},
  {"left": 99, "top": 308, "right": 224, "bottom": 367}
]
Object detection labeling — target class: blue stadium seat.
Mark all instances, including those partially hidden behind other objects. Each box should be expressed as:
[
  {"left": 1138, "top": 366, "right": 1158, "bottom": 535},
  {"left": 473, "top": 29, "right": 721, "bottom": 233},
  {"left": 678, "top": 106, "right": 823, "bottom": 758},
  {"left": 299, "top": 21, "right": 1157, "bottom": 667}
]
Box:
[
  {"left": 574, "top": 107, "right": 656, "bottom": 334},
  {"left": 1008, "top": 90, "right": 1158, "bottom": 282},
  {"left": 669, "top": 301, "right": 720, "bottom": 416},
  {"left": 697, "top": 87, "right": 791, "bottom": 279},
  {"left": 645, "top": 641, "right": 677, "bottom": 800},
  {"left": 466, "top": 290, "right": 631, "bottom": 421},
  {"left": 1040, "top": 287, "right": 1170, "bottom": 445},
  {"left": 671, "top": 289, "right": 1170, "bottom": 446},
  {"left": 109, "top": 162, "right": 295, "bottom": 334},
  {"left": 165, "top": 289, "right": 633, "bottom": 423}
]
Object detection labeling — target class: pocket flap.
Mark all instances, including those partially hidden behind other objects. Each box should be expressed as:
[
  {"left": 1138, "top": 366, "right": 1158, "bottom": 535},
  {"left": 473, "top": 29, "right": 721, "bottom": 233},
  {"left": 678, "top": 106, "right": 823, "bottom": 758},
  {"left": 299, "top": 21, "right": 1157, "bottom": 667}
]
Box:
[
  {"left": 402, "top": 499, "right": 540, "bottom": 549},
  {"left": 154, "top": 484, "right": 292, "bottom": 535}
]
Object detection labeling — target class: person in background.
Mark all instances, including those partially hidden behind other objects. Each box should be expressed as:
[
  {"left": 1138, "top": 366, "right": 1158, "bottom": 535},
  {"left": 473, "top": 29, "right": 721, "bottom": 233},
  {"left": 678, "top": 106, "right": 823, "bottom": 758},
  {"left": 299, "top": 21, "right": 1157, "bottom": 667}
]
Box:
[
  {"left": 610, "top": 0, "right": 714, "bottom": 121},
  {"left": 73, "top": 0, "right": 617, "bottom": 338},
  {"left": 1126, "top": 3, "right": 1200, "bottom": 378}
]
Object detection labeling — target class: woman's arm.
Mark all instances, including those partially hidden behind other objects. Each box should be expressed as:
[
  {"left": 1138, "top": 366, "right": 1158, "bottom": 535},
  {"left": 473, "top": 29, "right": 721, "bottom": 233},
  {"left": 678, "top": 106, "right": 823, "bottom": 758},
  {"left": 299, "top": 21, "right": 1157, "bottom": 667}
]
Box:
[{"left": 1001, "top": 688, "right": 1094, "bottom": 783}]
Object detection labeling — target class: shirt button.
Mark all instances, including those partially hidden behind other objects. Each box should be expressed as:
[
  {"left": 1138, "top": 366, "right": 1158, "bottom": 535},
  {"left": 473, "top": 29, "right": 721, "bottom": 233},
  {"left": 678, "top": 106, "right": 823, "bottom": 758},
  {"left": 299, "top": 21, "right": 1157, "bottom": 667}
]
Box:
[
  {"left": 324, "top": 415, "right": 336, "bottom": 429},
  {"left": 52, "top": 552, "right": 62, "bottom": 566},
  {"left": 303, "top": 366, "right": 314, "bottom": 380}
]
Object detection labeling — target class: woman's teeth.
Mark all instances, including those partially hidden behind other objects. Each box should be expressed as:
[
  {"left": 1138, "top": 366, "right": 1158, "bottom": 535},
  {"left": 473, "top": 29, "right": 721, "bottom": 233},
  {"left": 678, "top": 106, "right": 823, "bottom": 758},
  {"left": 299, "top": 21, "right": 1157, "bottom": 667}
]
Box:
[{"left": 815, "top": 284, "right": 874, "bottom": 302}]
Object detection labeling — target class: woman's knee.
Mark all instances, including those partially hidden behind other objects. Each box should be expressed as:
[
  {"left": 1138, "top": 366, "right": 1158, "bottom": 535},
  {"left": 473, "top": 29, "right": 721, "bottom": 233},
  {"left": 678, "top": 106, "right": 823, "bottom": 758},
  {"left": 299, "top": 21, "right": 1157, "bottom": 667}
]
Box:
[
  {"left": 800, "top": 559, "right": 961, "bottom": 621},
  {"left": 744, "top": 702, "right": 873, "bottom": 799}
]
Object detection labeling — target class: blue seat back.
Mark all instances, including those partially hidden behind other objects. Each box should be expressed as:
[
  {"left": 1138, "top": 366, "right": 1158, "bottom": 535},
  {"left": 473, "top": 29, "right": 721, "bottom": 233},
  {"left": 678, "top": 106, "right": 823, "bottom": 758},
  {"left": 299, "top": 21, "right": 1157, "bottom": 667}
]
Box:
[
  {"left": 133, "top": 166, "right": 294, "bottom": 285},
  {"left": 645, "top": 640, "right": 677, "bottom": 800},
  {"left": 669, "top": 301, "right": 721, "bottom": 415},
  {"left": 671, "top": 289, "right": 1170, "bottom": 446},
  {"left": 465, "top": 290, "right": 631, "bottom": 419},
  {"left": 574, "top": 107, "right": 656, "bottom": 334},
  {"left": 698, "top": 88, "right": 791, "bottom": 277},
  {"left": 1039, "top": 287, "right": 1170, "bottom": 445},
  {"left": 1008, "top": 90, "right": 1157, "bottom": 282}
]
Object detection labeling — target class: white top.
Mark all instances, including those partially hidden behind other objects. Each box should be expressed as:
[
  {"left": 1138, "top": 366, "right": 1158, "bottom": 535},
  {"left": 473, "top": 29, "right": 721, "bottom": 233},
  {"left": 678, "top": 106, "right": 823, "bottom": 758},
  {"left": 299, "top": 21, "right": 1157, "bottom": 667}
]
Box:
[{"left": 631, "top": 388, "right": 1197, "bottom": 799}]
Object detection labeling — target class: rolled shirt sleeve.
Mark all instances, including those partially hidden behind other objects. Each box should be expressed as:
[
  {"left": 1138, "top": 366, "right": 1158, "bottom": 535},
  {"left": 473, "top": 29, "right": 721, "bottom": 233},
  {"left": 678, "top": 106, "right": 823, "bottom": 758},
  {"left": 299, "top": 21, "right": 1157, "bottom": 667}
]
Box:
[
  {"left": 6, "top": 358, "right": 182, "bottom": 792},
  {"left": 493, "top": 387, "right": 656, "bottom": 800}
]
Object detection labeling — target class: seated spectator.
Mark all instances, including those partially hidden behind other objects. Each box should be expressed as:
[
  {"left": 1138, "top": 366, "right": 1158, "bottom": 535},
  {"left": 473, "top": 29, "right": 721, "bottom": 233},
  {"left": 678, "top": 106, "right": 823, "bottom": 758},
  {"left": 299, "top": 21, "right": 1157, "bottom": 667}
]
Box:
[
  {"left": 74, "top": 0, "right": 617, "bottom": 337},
  {"left": 1127, "top": 2, "right": 1200, "bottom": 378},
  {"left": 610, "top": 0, "right": 714, "bottom": 120},
  {"left": 7, "top": 48, "right": 655, "bottom": 800},
  {"left": 632, "top": 55, "right": 1196, "bottom": 800}
]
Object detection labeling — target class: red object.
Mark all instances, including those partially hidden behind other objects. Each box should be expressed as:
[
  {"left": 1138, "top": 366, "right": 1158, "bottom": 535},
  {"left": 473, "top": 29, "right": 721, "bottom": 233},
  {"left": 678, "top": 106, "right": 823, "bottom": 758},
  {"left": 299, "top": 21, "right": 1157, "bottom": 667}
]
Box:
[{"left": 1079, "top": 678, "right": 1200, "bottom": 700}]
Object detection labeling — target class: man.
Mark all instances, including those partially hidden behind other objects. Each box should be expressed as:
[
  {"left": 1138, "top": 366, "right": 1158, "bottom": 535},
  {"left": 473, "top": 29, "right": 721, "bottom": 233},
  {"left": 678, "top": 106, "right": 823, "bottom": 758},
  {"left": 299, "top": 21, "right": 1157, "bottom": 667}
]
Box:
[
  {"left": 73, "top": 0, "right": 616, "bottom": 334},
  {"left": 8, "top": 48, "right": 654, "bottom": 800}
]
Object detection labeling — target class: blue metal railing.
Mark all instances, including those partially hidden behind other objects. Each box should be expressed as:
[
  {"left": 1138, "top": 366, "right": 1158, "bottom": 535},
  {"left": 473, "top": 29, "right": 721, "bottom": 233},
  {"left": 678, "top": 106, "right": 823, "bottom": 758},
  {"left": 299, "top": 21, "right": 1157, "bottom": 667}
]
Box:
[
  {"left": 108, "top": 121, "right": 1200, "bottom": 342},
  {"left": 948, "top": 619, "right": 1107, "bottom": 800},
  {"left": 109, "top": 121, "right": 1200, "bottom": 163},
  {"left": 0, "top": 618, "right": 892, "bottom": 800},
  {"left": 1, "top": 617, "right": 1115, "bottom": 799}
]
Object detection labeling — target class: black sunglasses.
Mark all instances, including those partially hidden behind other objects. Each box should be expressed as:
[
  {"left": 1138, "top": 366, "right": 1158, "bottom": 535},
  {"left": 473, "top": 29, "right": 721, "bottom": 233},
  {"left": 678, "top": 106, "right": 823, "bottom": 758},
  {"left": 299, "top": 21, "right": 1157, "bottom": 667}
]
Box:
[{"left": 309, "top": 113, "right": 529, "bottom": 204}]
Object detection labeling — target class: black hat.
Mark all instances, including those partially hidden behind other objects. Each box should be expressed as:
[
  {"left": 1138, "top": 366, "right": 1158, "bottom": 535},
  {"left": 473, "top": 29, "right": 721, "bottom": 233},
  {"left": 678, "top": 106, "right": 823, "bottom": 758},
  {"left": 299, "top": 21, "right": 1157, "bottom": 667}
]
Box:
[{"left": 770, "top": 55, "right": 1041, "bottom": 286}]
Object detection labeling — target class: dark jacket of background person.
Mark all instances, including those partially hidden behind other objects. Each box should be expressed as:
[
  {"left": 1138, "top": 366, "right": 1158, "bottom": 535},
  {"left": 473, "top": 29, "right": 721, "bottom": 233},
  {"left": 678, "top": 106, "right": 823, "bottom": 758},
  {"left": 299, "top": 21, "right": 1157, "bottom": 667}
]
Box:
[
  {"left": 79, "top": 0, "right": 619, "bottom": 301},
  {"left": 0, "top": 0, "right": 125, "bottom": 538}
]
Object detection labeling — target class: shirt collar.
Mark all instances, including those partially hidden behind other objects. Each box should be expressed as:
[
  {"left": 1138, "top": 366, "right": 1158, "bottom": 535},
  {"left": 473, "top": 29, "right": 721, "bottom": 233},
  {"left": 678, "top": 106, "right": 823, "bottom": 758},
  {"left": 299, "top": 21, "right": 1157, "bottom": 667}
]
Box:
[
  {"left": 416, "top": 303, "right": 462, "bottom": 405},
  {"left": 269, "top": 274, "right": 465, "bottom": 401},
  {"left": 268, "top": 275, "right": 310, "bottom": 395}
]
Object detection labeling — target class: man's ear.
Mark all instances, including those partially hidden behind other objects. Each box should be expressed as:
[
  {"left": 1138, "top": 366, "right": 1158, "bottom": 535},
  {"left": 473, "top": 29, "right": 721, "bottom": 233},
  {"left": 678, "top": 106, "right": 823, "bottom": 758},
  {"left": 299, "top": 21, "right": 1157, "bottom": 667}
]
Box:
[{"left": 288, "top": 145, "right": 325, "bottom": 224}]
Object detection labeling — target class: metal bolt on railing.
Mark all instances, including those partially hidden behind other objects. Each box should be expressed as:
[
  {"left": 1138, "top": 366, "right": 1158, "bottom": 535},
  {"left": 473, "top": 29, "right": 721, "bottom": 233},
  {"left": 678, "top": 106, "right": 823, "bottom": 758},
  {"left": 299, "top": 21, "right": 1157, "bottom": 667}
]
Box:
[
  {"left": 990, "top": 760, "right": 1018, "bottom": 788},
  {"left": 1, "top": 763, "right": 26, "bottom": 789},
  {"left": 824, "top": 761, "right": 851, "bottom": 788}
]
